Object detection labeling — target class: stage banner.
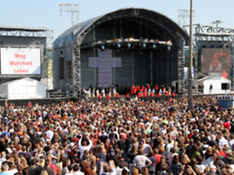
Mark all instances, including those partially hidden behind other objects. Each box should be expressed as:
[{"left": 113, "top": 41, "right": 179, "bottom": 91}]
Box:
[{"left": 0, "top": 48, "right": 41, "bottom": 75}]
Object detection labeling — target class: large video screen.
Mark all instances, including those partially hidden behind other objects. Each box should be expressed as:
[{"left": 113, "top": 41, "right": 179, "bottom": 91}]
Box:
[
  {"left": 0, "top": 48, "right": 41, "bottom": 75},
  {"left": 201, "top": 48, "right": 231, "bottom": 75}
]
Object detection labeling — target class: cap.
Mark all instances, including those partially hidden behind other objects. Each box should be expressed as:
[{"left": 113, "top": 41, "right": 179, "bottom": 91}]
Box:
[
  {"left": 70, "top": 142, "right": 75, "bottom": 147},
  {"left": 123, "top": 167, "right": 129, "bottom": 172}
]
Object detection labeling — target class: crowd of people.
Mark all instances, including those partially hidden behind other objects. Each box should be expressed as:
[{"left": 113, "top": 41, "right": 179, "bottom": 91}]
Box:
[{"left": 0, "top": 95, "right": 233, "bottom": 175}]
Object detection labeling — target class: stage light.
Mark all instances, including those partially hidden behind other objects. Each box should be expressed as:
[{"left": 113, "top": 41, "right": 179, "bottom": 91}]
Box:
[
  {"left": 168, "top": 46, "right": 171, "bottom": 51},
  {"left": 117, "top": 43, "right": 121, "bottom": 48},
  {"left": 101, "top": 45, "right": 105, "bottom": 51},
  {"left": 142, "top": 43, "right": 146, "bottom": 49},
  {"left": 166, "top": 40, "right": 172, "bottom": 45},
  {"left": 129, "top": 38, "right": 134, "bottom": 41},
  {"left": 115, "top": 38, "right": 122, "bottom": 42},
  {"left": 127, "top": 43, "right": 131, "bottom": 49},
  {"left": 152, "top": 44, "right": 156, "bottom": 49}
]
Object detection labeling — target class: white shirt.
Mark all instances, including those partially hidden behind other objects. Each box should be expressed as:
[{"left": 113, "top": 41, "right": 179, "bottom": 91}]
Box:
[
  {"left": 228, "top": 139, "right": 234, "bottom": 148},
  {"left": 45, "top": 129, "right": 54, "bottom": 141},
  {"left": 196, "top": 164, "right": 206, "bottom": 173},
  {"left": 78, "top": 138, "right": 93, "bottom": 159},
  {"left": 7, "top": 169, "right": 18, "bottom": 175},
  {"left": 218, "top": 137, "right": 228, "bottom": 148},
  {"left": 143, "top": 143, "right": 151, "bottom": 155},
  {"left": 133, "top": 155, "right": 152, "bottom": 168},
  {"left": 0, "top": 158, "right": 6, "bottom": 165},
  {"left": 65, "top": 173, "right": 74, "bottom": 175},
  {"left": 165, "top": 143, "right": 174, "bottom": 154},
  {"left": 73, "top": 171, "right": 84, "bottom": 175}
]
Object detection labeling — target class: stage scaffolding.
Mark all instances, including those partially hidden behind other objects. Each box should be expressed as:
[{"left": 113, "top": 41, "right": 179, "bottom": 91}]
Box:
[
  {"left": 184, "top": 24, "right": 234, "bottom": 88},
  {"left": 0, "top": 26, "right": 53, "bottom": 91},
  {"left": 67, "top": 9, "right": 189, "bottom": 97}
]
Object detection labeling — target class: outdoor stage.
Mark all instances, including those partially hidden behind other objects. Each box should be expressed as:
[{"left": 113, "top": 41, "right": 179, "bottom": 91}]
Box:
[{"left": 0, "top": 95, "right": 173, "bottom": 106}]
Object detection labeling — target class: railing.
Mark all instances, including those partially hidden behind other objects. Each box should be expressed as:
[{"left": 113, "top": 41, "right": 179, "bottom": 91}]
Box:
[{"left": 46, "top": 90, "right": 72, "bottom": 98}]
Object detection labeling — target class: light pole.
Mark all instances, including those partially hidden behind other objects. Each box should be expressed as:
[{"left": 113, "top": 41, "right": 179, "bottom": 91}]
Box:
[
  {"left": 188, "top": 0, "right": 193, "bottom": 110},
  {"left": 212, "top": 20, "right": 223, "bottom": 32}
]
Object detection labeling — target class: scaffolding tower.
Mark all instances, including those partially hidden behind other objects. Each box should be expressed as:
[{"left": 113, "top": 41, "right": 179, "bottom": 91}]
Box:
[
  {"left": 184, "top": 24, "right": 234, "bottom": 87},
  {"left": 178, "top": 9, "right": 195, "bottom": 28},
  {"left": 59, "top": 4, "right": 80, "bottom": 96}
]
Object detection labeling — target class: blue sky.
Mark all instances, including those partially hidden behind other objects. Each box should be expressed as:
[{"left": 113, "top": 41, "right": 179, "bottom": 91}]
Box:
[{"left": 1, "top": 0, "right": 233, "bottom": 40}]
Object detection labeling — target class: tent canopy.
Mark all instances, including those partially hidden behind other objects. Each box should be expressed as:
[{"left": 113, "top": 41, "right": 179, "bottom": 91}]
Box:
[
  {"left": 203, "top": 76, "right": 231, "bottom": 94},
  {"left": 0, "top": 78, "right": 46, "bottom": 99}
]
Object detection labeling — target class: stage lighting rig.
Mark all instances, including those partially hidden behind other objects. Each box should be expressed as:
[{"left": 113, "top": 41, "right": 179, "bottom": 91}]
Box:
[
  {"left": 101, "top": 45, "right": 105, "bottom": 51},
  {"left": 117, "top": 43, "right": 121, "bottom": 48},
  {"left": 127, "top": 43, "right": 131, "bottom": 49}
]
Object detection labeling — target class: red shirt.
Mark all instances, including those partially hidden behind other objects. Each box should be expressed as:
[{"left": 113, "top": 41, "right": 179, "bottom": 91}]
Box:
[
  {"left": 223, "top": 122, "right": 231, "bottom": 131},
  {"left": 116, "top": 93, "right": 119, "bottom": 98},
  {"left": 153, "top": 154, "right": 162, "bottom": 165},
  {"left": 98, "top": 94, "right": 102, "bottom": 99},
  {"left": 120, "top": 133, "right": 127, "bottom": 141},
  {"left": 138, "top": 92, "right": 142, "bottom": 98},
  {"left": 219, "top": 151, "right": 226, "bottom": 157},
  {"left": 126, "top": 94, "right": 130, "bottom": 98},
  {"left": 107, "top": 95, "right": 110, "bottom": 100},
  {"left": 131, "top": 86, "right": 135, "bottom": 94},
  {"left": 172, "top": 92, "right": 175, "bottom": 97},
  {"left": 49, "top": 163, "right": 58, "bottom": 174},
  {"left": 150, "top": 92, "right": 154, "bottom": 97},
  {"left": 157, "top": 93, "right": 160, "bottom": 98},
  {"left": 155, "top": 85, "right": 158, "bottom": 91}
]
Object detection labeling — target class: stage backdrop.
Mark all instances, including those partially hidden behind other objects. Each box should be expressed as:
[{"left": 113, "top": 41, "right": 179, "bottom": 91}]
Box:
[{"left": 81, "top": 49, "right": 151, "bottom": 88}]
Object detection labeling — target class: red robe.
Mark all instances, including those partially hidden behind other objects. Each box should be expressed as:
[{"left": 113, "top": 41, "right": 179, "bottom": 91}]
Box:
[
  {"left": 126, "top": 93, "right": 130, "bottom": 98},
  {"left": 157, "top": 93, "right": 161, "bottom": 98},
  {"left": 98, "top": 94, "right": 102, "bottom": 100}
]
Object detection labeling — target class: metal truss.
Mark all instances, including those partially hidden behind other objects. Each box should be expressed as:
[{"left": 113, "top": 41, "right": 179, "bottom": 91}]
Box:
[
  {"left": 177, "top": 33, "right": 186, "bottom": 93},
  {"left": 178, "top": 9, "right": 195, "bottom": 28},
  {"left": 42, "top": 30, "right": 54, "bottom": 91},
  {"left": 0, "top": 28, "right": 47, "bottom": 37},
  {"left": 46, "top": 30, "right": 53, "bottom": 49},
  {"left": 42, "top": 49, "right": 53, "bottom": 90},
  {"left": 184, "top": 24, "right": 234, "bottom": 42},
  {"left": 72, "top": 36, "right": 82, "bottom": 97},
  {"left": 59, "top": 4, "right": 80, "bottom": 96},
  {"left": 59, "top": 4, "right": 79, "bottom": 27}
]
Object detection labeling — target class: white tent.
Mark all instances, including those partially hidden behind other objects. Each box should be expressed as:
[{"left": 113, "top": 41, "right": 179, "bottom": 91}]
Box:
[
  {"left": 203, "top": 76, "right": 231, "bottom": 94},
  {"left": 0, "top": 78, "right": 46, "bottom": 99}
]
